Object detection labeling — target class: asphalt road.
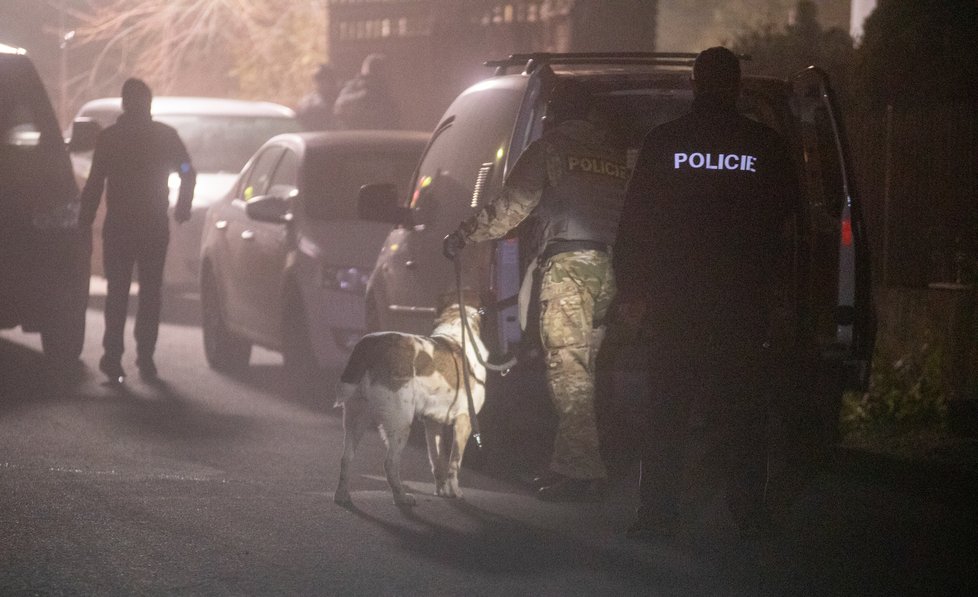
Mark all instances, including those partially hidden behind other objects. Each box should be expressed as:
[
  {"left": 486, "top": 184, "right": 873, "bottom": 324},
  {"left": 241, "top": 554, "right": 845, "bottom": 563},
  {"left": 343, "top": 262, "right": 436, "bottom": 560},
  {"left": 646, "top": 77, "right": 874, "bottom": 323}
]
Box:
[{"left": 1, "top": 281, "right": 975, "bottom": 596}]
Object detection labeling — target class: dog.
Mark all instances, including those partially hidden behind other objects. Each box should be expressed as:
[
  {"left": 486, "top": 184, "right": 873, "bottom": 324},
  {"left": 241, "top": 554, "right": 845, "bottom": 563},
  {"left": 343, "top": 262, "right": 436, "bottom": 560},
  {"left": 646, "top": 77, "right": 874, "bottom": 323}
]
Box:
[{"left": 333, "top": 291, "right": 487, "bottom": 507}]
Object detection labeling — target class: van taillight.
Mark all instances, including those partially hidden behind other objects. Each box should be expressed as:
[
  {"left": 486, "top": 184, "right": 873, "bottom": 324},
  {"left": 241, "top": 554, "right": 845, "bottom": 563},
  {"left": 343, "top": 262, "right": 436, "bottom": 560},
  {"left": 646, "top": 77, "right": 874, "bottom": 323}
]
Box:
[{"left": 841, "top": 217, "right": 853, "bottom": 247}]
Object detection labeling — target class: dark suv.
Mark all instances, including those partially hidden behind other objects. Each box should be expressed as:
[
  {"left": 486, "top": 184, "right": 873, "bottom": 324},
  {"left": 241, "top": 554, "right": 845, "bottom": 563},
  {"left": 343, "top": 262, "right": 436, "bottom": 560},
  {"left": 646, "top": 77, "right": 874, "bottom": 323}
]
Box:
[
  {"left": 0, "top": 48, "right": 90, "bottom": 361},
  {"left": 359, "top": 52, "right": 875, "bottom": 451}
]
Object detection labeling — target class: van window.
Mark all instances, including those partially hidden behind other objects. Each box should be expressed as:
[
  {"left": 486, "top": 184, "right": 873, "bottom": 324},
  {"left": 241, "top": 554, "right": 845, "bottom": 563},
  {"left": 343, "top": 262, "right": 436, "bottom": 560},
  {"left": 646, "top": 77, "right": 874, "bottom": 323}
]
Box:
[
  {"left": 1, "top": 68, "right": 52, "bottom": 149},
  {"left": 796, "top": 104, "right": 845, "bottom": 219},
  {"left": 600, "top": 88, "right": 692, "bottom": 151},
  {"left": 1, "top": 55, "right": 75, "bottom": 228},
  {"left": 790, "top": 78, "right": 846, "bottom": 219},
  {"left": 2, "top": 103, "right": 41, "bottom": 147},
  {"left": 306, "top": 148, "right": 419, "bottom": 221},
  {"left": 407, "top": 86, "right": 524, "bottom": 231}
]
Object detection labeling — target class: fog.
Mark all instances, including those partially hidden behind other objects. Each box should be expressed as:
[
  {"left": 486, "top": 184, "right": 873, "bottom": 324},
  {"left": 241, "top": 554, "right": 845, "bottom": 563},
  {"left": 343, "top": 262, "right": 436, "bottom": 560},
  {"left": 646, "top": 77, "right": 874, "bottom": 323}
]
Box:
[{"left": 0, "top": 1, "right": 865, "bottom": 130}]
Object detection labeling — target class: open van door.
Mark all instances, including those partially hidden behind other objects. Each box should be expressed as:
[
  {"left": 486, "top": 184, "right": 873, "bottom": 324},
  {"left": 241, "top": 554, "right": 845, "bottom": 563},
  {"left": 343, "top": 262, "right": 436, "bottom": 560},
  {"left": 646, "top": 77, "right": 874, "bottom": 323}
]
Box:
[{"left": 789, "top": 66, "right": 875, "bottom": 393}]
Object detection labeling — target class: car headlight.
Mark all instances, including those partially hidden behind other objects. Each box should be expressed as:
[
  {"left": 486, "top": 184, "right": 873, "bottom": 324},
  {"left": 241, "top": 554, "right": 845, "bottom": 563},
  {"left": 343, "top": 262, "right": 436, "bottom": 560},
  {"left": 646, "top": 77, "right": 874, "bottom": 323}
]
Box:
[{"left": 322, "top": 266, "right": 370, "bottom": 294}]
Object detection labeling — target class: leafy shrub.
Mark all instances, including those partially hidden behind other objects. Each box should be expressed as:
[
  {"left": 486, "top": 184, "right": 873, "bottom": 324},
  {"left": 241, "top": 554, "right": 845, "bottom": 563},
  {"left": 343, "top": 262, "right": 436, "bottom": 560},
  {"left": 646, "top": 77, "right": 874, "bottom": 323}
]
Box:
[{"left": 841, "top": 340, "right": 948, "bottom": 438}]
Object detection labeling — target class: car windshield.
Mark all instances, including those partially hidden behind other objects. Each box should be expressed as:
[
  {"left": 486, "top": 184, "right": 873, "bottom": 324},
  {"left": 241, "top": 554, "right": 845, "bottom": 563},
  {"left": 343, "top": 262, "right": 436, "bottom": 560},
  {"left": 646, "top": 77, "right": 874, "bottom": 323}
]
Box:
[
  {"left": 305, "top": 149, "right": 419, "bottom": 221},
  {"left": 158, "top": 115, "right": 300, "bottom": 174}
]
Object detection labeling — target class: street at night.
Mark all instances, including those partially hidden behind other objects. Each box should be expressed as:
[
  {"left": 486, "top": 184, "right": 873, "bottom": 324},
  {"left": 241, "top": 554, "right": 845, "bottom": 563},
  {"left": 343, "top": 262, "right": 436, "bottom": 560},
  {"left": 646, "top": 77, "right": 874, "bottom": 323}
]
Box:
[
  {"left": 4, "top": 1, "right": 978, "bottom": 595},
  {"left": 1, "top": 285, "right": 974, "bottom": 596}
]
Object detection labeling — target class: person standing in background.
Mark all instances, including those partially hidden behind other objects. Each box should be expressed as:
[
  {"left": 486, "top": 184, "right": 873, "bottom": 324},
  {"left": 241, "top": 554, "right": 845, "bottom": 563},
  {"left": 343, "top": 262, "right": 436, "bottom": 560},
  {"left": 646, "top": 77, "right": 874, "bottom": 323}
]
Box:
[
  {"left": 297, "top": 63, "right": 339, "bottom": 131},
  {"left": 333, "top": 53, "right": 400, "bottom": 130}
]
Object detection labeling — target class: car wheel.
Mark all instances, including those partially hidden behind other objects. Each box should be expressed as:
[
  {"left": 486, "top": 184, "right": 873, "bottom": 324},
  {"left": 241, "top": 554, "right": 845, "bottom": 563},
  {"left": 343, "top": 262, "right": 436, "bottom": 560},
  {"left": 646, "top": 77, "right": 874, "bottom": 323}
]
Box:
[
  {"left": 201, "top": 269, "right": 251, "bottom": 372},
  {"left": 282, "top": 286, "right": 320, "bottom": 385}
]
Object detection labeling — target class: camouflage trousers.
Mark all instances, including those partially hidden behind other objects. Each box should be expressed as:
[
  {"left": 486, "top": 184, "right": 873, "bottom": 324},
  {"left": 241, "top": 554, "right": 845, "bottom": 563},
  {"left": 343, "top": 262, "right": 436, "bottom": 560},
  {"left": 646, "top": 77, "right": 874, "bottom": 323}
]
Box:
[{"left": 538, "top": 250, "right": 616, "bottom": 479}]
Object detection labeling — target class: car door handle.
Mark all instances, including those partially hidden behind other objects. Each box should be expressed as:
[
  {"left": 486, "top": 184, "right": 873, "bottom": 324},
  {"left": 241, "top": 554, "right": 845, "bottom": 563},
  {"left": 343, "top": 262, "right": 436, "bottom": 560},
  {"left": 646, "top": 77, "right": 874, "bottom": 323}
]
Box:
[
  {"left": 241, "top": 230, "right": 255, "bottom": 241},
  {"left": 215, "top": 220, "right": 228, "bottom": 231},
  {"left": 404, "top": 260, "right": 417, "bottom": 269}
]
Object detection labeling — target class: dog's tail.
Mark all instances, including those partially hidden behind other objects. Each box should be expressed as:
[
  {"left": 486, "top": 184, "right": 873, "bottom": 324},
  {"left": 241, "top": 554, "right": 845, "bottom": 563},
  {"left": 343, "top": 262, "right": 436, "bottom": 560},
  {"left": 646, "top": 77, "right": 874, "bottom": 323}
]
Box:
[{"left": 333, "top": 333, "right": 385, "bottom": 407}]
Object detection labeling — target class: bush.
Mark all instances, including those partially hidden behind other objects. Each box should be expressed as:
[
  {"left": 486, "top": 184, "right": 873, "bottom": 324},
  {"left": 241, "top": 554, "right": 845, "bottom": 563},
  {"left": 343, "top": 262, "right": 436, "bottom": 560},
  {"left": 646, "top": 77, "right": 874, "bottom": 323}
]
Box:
[{"left": 841, "top": 338, "right": 949, "bottom": 438}]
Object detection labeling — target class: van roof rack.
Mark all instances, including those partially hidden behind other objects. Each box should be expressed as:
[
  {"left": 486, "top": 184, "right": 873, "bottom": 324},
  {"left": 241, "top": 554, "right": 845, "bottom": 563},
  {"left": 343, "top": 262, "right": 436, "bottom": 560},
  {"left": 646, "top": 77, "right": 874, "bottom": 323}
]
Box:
[
  {"left": 485, "top": 52, "right": 750, "bottom": 76},
  {"left": 484, "top": 52, "right": 700, "bottom": 75}
]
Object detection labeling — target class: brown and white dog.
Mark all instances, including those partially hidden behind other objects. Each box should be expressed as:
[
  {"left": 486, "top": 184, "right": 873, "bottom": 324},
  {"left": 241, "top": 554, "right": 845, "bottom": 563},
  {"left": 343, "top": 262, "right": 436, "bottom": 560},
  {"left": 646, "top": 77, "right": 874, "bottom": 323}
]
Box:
[{"left": 333, "top": 292, "right": 487, "bottom": 506}]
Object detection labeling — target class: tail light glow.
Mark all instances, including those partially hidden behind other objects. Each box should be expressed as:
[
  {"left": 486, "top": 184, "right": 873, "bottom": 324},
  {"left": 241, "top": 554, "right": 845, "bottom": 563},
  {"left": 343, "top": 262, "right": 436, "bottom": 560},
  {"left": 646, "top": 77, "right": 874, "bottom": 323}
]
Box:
[{"left": 841, "top": 217, "right": 853, "bottom": 247}]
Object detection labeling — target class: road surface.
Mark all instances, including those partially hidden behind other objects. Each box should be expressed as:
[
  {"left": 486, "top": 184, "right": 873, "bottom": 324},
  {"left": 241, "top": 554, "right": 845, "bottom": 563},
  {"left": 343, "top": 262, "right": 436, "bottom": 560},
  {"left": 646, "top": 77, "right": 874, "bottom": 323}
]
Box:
[{"left": 1, "top": 281, "right": 974, "bottom": 595}]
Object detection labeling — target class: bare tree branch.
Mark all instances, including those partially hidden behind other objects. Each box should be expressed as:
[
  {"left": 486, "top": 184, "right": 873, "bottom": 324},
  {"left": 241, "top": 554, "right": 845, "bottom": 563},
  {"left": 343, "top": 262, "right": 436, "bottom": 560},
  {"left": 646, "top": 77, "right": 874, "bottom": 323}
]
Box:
[{"left": 73, "top": 0, "right": 326, "bottom": 106}]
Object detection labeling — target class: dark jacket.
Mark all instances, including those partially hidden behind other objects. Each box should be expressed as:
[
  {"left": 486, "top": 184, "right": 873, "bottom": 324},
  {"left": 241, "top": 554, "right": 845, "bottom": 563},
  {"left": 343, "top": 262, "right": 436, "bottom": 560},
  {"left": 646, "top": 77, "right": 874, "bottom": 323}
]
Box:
[
  {"left": 80, "top": 112, "right": 195, "bottom": 236},
  {"left": 332, "top": 76, "right": 399, "bottom": 130},
  {"left": 613, "top": 95, "right": 798, "bottom": 338},
  {"left": 297, "top": 91, "right": 336, "bottom": 131}
]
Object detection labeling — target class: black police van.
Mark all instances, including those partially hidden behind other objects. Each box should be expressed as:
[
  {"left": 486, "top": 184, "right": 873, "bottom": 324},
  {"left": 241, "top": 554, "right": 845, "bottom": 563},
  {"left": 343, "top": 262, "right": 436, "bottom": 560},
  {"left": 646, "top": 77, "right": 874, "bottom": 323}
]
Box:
[
  {"left": 358, "top": 52, "right": 875, "bottom": 462},
  {"left": 0, "top": 46, "right": 91, "bottom": 361}
]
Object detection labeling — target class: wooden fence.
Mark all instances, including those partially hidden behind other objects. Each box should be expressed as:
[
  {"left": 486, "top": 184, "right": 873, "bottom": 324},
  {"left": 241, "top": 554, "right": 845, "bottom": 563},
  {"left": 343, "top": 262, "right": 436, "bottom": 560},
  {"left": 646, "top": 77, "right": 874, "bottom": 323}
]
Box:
[{"left": 848, "top": 103, "right": 977, "bottom": 288}]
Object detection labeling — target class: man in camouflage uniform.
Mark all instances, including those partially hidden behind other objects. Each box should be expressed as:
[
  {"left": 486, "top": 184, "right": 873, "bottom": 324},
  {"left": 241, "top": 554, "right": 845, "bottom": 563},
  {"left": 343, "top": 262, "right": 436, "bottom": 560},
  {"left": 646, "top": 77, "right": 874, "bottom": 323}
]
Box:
[{"left": 443, "top": 80, "right": 628, "bottom": 501}]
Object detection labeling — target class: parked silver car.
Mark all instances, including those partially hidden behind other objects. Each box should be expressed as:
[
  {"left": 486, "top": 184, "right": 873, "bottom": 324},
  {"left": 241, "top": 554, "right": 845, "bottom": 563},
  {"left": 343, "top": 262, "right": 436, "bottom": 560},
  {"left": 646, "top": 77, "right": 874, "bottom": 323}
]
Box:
[
  {"left": 69, "top": 97, "right": 301, "bottom": 288},
  {"left": 199, "top": 130, "right": 427, "bottom": 375}
]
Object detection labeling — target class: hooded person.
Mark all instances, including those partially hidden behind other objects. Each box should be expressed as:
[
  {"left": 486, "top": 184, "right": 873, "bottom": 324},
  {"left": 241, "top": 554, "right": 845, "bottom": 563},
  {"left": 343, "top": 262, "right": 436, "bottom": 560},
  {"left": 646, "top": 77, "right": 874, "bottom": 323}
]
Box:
[{"left": 333, "top": 53, "right": 400, "bottom": 130}]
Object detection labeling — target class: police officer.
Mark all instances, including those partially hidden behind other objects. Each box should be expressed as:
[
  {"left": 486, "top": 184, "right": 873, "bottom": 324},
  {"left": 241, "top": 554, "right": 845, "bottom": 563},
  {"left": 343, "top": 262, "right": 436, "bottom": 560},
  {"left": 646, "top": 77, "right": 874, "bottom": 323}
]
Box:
[
  {"left": 613, "top": 47, "right": 798, "bottom": 538},
  {"left": 443, "top": 80, "right": 628, "bottom": 501},
  {"left": 80, "top": 78, "right": 196, "bottom": 383}
]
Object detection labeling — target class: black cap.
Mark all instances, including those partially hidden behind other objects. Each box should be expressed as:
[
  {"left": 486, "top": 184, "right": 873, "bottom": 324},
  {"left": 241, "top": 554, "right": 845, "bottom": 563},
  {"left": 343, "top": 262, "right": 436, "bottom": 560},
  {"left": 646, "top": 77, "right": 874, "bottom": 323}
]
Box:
[{"left": 692, "top": 47, "right": 741, "bottom": 92}]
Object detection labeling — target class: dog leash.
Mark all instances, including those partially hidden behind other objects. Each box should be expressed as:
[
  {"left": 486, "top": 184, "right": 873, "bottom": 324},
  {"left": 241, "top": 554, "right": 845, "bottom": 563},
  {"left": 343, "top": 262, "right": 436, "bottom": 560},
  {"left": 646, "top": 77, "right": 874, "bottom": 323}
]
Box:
[
  {"left": 452, "top": 254, "right": 521, "bottom": 451},
  {"left": 452, "top": 259, "right": 519, "bottom": 375},
  {"left": 453, "top": 256, "right": 484, "bottom": 450}
]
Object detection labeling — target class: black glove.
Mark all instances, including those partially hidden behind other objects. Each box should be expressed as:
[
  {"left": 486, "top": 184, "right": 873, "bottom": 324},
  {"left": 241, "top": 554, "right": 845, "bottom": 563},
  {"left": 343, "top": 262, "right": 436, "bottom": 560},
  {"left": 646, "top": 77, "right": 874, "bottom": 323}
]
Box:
[{"left": 442, "top": 231, "right": 466, "bottom": 260}]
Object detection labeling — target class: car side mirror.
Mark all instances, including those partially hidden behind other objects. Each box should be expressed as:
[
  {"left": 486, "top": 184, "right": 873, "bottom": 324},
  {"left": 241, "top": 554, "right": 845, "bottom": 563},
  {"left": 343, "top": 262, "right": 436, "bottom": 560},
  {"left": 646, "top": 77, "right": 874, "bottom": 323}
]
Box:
[
  {"left": 358, "top": 183, "right": 412, "bottom": 226},
  {"left": 245, "top": 195, "right": 292, "bottom": 224},
  {"left": 67, "top": 118, "right": 100, "bottom": 153}
]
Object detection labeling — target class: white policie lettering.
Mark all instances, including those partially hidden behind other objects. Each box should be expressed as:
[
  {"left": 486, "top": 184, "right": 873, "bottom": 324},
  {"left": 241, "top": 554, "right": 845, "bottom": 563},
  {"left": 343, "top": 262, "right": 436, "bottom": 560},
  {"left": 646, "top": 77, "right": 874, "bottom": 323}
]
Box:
[{"left": 674, "top": 152, "right": 757, "bottom": 172}]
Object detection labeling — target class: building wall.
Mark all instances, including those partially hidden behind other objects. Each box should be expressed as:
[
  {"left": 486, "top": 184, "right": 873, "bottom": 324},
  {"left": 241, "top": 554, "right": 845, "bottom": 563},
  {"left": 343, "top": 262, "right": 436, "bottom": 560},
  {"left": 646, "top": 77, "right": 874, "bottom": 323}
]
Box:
[{"left": 327, "top": 0, "right": 658, "bottom": 130}]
